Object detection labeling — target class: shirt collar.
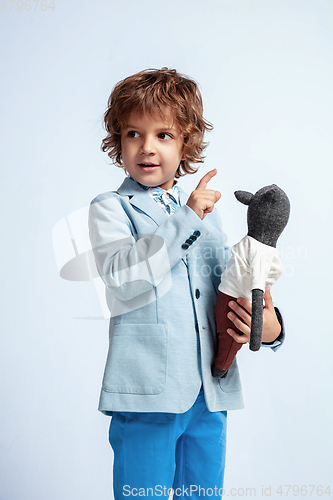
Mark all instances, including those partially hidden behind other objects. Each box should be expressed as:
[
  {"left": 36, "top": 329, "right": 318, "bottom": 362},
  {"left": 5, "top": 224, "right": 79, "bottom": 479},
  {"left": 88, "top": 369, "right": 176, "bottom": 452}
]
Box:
[{"left": 128, "top": 175, "right": 180, "bottom": 200}]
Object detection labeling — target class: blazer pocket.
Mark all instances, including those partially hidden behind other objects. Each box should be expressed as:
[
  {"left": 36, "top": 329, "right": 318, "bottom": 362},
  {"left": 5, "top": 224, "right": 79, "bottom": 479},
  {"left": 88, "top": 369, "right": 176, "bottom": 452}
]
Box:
[
  {"left": 102, "top": 324, "right": 167, "bottom": 395},
  {"left": 218, "top": 359, "right": 242, "bottom": 393}
]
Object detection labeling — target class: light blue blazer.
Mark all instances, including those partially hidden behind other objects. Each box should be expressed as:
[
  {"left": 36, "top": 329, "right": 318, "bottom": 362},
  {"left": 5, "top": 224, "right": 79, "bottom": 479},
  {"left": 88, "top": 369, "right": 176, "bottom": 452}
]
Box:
[{"left": 89, "top": 176, "right": 245, "bottom": 415}]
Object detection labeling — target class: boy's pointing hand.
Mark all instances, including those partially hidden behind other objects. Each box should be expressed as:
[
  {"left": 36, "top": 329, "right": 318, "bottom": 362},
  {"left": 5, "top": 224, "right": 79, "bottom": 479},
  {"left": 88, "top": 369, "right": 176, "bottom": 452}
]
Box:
[{"left": 186, "top": 169, "right": 221, "bottom": 220}]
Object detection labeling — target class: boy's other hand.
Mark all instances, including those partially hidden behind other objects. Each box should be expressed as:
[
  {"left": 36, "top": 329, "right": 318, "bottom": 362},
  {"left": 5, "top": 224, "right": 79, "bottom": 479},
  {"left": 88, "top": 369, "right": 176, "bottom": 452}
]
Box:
[
  {"left": 186, "top": 169, "right": 221, "bottom": 220},
  {"left": 226, "top": 288, "right": 282, "bottom": 344}
]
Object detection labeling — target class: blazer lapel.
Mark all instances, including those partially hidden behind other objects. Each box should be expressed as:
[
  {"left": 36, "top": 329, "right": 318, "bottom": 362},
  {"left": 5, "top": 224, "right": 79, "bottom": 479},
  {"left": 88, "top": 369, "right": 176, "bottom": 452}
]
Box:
[
  {"left": 117, "top": 177, "right": 169, "bottom": 226},
  {"left": 117, "top": 177, "right": 190, "bottom": 267},
  {"left": 178, "top": 186, "right": 189, "bottom": 207}
]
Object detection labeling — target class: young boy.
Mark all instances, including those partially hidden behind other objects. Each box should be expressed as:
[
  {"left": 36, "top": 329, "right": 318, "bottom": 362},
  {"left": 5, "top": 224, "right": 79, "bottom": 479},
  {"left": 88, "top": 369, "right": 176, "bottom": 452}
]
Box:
[{"left": 88, "top": 68, "right": 283, "bottom": 498}]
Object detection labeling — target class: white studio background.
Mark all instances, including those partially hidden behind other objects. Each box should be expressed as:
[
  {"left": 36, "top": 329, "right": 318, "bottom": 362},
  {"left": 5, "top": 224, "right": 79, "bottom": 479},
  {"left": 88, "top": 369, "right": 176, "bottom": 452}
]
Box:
[{"left": 1, "top": 1, "right": 332, "bottom": 499}]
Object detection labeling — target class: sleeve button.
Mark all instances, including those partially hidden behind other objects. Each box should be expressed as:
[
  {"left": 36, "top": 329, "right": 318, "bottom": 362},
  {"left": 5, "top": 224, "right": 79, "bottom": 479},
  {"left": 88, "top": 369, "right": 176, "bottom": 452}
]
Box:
[
  {"left": 195, "top": 289, "right": 201, "bottom": 299},
  {"left": 181, "top": 243, "right": 189, "bottom": 250},
  {"left": 193, "top": 230, "right": 201, "bottom": 237}
]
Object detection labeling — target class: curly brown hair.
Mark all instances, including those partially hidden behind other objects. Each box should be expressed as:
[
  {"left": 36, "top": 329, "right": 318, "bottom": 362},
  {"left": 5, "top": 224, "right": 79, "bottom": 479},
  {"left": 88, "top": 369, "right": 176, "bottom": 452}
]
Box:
[{"left": 101, "top": 68, "right": 213, "bottom": 178}]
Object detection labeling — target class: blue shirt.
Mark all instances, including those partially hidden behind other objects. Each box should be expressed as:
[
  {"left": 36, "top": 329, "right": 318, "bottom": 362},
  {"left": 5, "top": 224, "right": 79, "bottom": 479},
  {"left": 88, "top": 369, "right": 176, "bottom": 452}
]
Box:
[{"left": 129, "top": 176, "right": 180, "bottom": 215}]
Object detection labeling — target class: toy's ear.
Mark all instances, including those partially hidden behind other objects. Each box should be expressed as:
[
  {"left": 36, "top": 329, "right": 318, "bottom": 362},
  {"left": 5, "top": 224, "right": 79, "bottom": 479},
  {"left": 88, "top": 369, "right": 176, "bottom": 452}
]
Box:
[
  {"left": 234, "top": 190, "right": 253, "bottom": 205},
  {"left": 262, "top": 190, "right": 275, "bottom": 202}
]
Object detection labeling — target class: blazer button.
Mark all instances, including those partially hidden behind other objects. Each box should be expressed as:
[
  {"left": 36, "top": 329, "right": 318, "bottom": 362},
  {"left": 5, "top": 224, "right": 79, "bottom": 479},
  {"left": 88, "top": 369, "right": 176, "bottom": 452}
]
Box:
[
  {"left": 195, "top": 289, "right": 200, "bottom": 299},
  {"left": 193, "top": 230, "right": 201, "bottom": 237},
  {"left": 181, "top": 243, "right": 189, "bottom": 250}
]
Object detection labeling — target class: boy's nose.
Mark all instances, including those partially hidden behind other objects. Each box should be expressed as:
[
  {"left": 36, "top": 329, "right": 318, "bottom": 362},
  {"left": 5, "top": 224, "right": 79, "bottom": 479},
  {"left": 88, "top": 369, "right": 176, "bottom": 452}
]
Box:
[{"left": 140, "top": 136, "right": 155, "bottom": 155}]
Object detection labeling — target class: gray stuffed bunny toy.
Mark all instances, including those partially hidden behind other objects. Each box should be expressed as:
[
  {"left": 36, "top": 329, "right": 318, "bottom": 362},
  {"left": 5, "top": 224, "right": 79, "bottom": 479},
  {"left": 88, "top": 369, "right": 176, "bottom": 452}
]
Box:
[{"left": 213, "top": 184, "right": 290, "bottom": 378}]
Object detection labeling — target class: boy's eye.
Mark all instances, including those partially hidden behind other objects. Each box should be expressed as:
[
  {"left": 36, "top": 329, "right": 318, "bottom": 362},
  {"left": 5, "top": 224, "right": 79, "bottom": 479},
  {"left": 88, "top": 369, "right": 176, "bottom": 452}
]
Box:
[
  {"left": 158, "top": 132, "right": 172, "bottom": 140},
  {"left": 127, "top": 131, "right": 140, "bottom": 138}
]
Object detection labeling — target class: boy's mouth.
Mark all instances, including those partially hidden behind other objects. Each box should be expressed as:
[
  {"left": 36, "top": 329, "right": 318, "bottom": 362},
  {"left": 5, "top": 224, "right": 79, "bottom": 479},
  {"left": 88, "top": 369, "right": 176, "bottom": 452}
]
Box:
[{"left": 138, "top": 162, "right": 160, "bottom": 171}]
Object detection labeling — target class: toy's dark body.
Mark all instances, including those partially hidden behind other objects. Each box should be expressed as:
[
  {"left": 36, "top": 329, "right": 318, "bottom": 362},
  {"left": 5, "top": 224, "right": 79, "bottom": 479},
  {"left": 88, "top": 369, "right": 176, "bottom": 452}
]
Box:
[{"left": 213, "top": 184, "right": 290, "bottom": 379}]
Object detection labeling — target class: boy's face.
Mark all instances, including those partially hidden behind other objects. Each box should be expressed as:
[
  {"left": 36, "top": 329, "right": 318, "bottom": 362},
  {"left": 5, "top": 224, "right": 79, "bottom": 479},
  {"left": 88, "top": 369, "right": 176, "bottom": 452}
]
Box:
[{"left": 121, "top": 108, "right": 185, "bottom": 191}]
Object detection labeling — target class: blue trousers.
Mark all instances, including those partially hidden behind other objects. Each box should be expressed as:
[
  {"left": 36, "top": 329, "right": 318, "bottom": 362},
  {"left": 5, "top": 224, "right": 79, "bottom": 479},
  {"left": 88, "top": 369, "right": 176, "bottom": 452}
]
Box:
[{"left": 109, "top": 386, "right": 227, "bottom": 499}]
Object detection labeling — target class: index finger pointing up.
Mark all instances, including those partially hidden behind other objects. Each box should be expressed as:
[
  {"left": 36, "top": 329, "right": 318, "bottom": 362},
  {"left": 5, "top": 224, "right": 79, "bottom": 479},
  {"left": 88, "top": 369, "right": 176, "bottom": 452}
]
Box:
[{"left": 195, "top": 169, "right": 217, "bottom": 190}]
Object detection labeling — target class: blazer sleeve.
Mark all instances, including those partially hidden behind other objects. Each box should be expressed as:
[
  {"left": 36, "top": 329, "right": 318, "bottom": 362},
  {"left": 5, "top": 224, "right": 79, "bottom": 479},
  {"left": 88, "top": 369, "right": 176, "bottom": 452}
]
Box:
[
  {"left": 88, "top": 193, "right": 210, "bottom": 302},
  {"left": 261, "top": 306, "right": 285, "bottom": 351},
  {"left": 207, "top": 208, "right": 231, "bottom": 296}
]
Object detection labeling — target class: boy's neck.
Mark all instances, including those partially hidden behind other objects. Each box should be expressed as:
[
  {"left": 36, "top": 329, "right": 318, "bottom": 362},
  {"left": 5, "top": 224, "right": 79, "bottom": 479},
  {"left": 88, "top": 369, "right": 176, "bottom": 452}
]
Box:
[{"left": 129, "top": 175, "right": 178, "bottom": 191}]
